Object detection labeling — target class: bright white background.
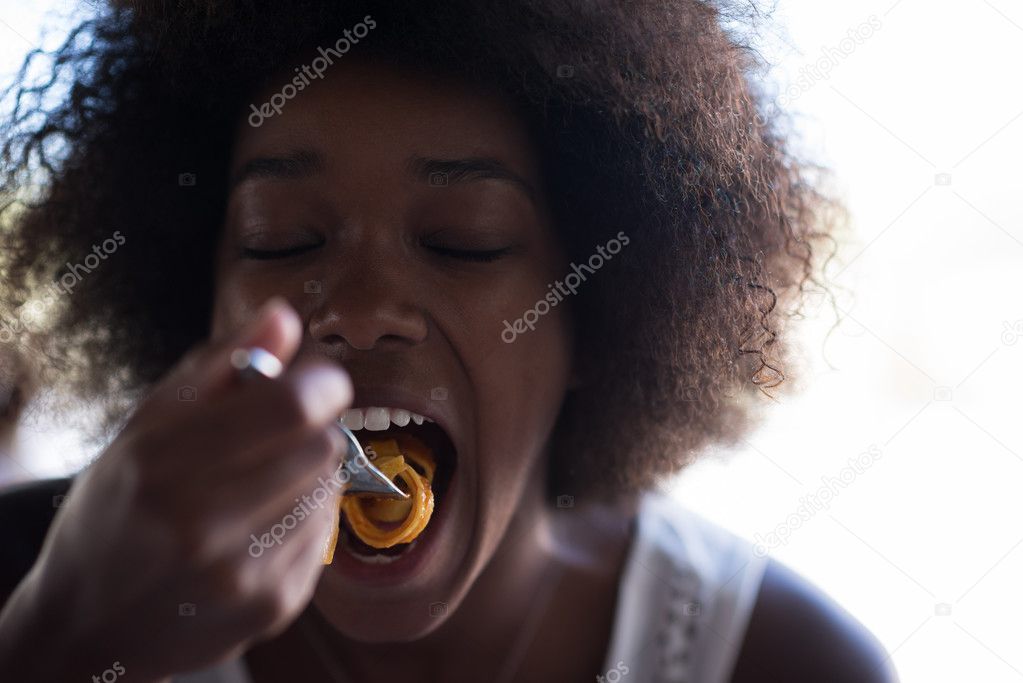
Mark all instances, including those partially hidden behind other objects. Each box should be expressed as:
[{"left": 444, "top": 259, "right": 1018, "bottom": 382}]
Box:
[{"left": 2, "top": 2, "right": 1021, "bottom": 681}]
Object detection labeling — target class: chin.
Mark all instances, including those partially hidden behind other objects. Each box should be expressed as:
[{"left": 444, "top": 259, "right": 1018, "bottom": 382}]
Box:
[{"left": 310, "top": 590, "right": 460, "bottom": 642}]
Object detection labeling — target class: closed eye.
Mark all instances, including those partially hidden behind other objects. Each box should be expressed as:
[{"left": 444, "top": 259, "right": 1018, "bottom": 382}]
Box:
[
  {"left": 239, "top": 244, "right": 321, "bottom": 260},
  {"left": 428, "top": 245, "right": 513, "bottom": 263}
]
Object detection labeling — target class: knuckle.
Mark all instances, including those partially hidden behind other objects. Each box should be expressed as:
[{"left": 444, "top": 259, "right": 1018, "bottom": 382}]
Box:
[
  {"left": 207, "top": 559, "right": 254, "bottom": 604},
  {"left": 265, "top": 591, "right": 307, "bottom": 638},
  {"left": 262, "top": 613, "right": 295, "bottom": 641},
  {"left": 173, "top": 520, "right": 219, "bottom": 564},
  {"left": 117, "top": 432, "right": 170, "bottom": 502},
  {"left": 249, "top": 589, "right": 291, "bottom": 628}
]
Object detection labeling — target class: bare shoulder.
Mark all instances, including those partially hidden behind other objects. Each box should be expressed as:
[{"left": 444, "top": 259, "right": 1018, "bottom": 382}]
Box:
[{"left": 730, "top": 559, "right": 899, "bottom": 683}]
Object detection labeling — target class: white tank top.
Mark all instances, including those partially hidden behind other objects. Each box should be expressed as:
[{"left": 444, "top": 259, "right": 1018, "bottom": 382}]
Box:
[{"left": 174, "top": 491, "right": 767, "bottom": 683}]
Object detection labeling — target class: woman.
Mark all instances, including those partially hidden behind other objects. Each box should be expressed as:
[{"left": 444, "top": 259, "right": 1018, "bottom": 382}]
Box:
[{"left": 0, "top": 1, "right": 896, "bottom": 681}]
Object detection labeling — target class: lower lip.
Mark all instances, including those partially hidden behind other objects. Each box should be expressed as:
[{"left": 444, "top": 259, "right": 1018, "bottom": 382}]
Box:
[{"left": 327, "top": 466, "right": 458, "bottom": 584}]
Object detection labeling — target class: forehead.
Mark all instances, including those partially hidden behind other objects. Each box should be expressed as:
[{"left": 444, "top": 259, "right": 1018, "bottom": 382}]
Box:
[{"left": 231, "top": 59, "right": 542, "bottom": 187}]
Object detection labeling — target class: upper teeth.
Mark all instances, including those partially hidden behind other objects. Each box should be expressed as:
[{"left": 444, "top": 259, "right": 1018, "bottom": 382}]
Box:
[{"left": 339, "top": 407, "right": 433, "bottom": 431}]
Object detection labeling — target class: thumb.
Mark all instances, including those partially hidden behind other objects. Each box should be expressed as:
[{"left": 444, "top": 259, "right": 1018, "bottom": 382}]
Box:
[{"left": 202, "top": 297, "right": 304, "bottom": 395}]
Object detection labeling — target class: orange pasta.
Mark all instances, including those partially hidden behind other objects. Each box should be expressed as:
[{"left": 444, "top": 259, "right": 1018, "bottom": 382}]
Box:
[{"left": 322, "top": 435, "right": 436, "bottom": 563}]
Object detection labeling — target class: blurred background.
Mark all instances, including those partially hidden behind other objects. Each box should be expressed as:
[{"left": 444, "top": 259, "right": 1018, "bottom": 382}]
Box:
[{"left": 1, "top": 1, "right": 1021, "bottom": 681}]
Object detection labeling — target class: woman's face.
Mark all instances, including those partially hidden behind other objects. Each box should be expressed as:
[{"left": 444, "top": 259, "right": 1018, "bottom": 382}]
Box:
[{"left": 210, "top": 59, "right": 573, "bottom": 641}]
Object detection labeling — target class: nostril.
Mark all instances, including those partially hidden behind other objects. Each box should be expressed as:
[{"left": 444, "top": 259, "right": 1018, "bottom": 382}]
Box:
[
  {"left": 308, "top": 293, "right": 429, "bottom": 352},
  {"left": 319, "top": 333, "right": 345, "bottom": 346}
]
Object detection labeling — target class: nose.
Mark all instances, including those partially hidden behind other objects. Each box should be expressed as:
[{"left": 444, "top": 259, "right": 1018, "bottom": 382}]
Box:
[{"left": 308, "top": 254, "right": 428, "bottom": 355}]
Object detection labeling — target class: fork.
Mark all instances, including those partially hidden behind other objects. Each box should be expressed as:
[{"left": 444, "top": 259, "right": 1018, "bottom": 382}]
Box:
[{"left": 230, "top": 346, "right": 409, "bottom": 499}]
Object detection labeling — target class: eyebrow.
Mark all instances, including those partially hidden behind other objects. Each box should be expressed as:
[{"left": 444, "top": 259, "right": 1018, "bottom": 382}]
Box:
[
  {"left": 229, "top": 149, "right": 323, "bottom": 189},
  {"left": 230, "top": 150, "right": 538, "bottom": 205},
  {"left": 406, "top": 155, "right": 538, "bottom": 205}
]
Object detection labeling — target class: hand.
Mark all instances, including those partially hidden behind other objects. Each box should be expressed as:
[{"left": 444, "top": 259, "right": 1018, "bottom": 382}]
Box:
[{"left": 0, "top": 297, "right": 352, "bottom": 681}]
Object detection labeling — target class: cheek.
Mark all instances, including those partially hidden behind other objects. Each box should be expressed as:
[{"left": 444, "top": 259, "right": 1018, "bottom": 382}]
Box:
[{"left": 474, "top": 297, "right": 573, "bottom": 486}]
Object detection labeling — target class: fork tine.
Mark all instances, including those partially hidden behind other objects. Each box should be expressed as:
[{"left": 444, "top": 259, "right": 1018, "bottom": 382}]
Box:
[{"left": 335, "top": 423, "right": 409, "bottom": 499}]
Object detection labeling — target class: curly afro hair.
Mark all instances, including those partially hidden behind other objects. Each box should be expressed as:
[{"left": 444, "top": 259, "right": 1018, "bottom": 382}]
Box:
[{"left": 0, "top": 0, "right": 837, "bottom": 500}]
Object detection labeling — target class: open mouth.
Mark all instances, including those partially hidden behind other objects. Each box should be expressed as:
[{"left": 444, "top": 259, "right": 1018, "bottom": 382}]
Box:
[{"left": 337, "top": 407, "right": 457, "bottom": 563}]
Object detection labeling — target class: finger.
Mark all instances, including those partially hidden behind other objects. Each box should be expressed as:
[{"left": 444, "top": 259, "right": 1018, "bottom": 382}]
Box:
[
  {"left": 257, "top": 510, "right": 334, "bottom": 639},
  {"left": 253, "top": 483, "right": 336, "bottom": 573},
  {"left": 230, "top": 518, "right": 330, "bottom": 648},
  {"left": 146, "top": 297, "right": 303, "bottom": 414},
  {"left": 246, "top": 356, "right": 354, "bottom": 439},
  {"left": 189, "top": 427, "right": 343, "bottom": 557},
  {"left": 220, "top": 426, "right": 346, "bottom": 530},
  {"left": 140, "top": 359, "right": 352, "bottom": 479},
  {"left": 194, "top": 297, "right": 304, "bottom": 398}
]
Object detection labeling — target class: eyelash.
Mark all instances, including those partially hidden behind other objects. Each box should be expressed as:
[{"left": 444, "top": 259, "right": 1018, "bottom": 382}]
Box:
[
  {"left": 239, "top": 244, "right": 320, "bottom": 260},
  {"left": 428, "top": 245, "right": 512, "bottom": 263},
  {"left": 239, "top": 242, "right": 512, "bottom": 263}
]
